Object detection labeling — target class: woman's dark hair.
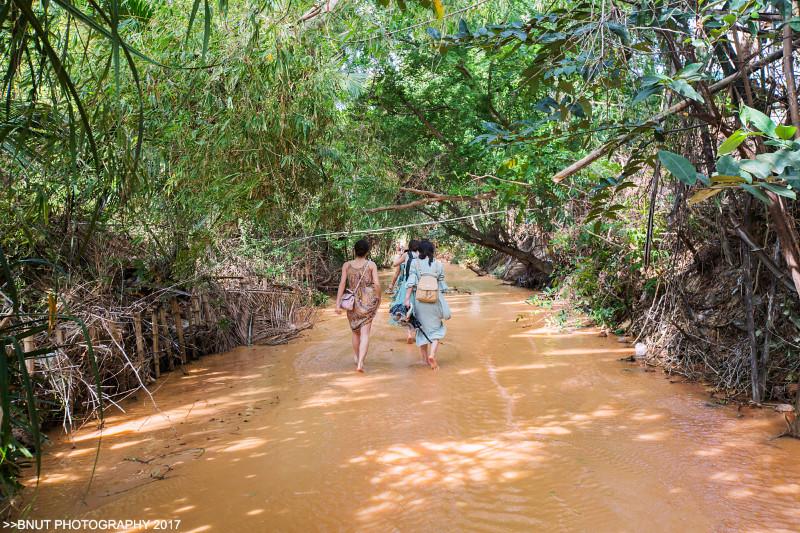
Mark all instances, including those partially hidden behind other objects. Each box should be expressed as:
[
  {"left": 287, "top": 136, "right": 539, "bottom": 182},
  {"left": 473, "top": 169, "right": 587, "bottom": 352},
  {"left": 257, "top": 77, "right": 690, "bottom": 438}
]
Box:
[
  {"left": 408, "top": 239, "right": 421, "bottom": 253},
  {"left": 354, "top": 238, "right": 370, "bottom": 257},
  {"left": 418, "top": 239, "right": 435, "bottom": 265}
]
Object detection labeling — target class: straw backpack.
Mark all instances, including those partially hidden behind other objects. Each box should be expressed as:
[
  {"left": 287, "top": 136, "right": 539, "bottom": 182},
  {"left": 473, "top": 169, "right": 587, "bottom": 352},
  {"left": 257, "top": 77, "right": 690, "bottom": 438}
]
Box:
[{"left": 415, "top": 259, "right": 439, "bottom": 304}]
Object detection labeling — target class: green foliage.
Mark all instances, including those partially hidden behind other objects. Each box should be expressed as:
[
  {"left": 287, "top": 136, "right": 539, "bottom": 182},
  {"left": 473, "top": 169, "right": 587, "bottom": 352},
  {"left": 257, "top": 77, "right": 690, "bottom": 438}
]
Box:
[
  {"left": 662, "top": 105, "right": 800, "bottom": 206},
  {"left": 526, "top": 293, "right": 554, "bottom": 309},
  {"left": 659, "top": 151, "right": 700, "bottom": 186}
]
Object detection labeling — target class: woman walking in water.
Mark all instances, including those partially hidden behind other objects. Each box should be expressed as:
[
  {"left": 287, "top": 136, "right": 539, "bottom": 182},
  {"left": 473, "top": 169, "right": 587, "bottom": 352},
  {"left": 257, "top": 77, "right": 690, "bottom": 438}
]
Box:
[
  {"left": 388, "top": 239, "right": 420, "bottom": 343},
  {"left": 404, "top": 240, "right": 450, "bottom": 370},
  {"left": 386, "top": 242, "right": 406, "bottom": 294},
  {"left": 336, "top": 239, "right": 381, "bottom": 373}
]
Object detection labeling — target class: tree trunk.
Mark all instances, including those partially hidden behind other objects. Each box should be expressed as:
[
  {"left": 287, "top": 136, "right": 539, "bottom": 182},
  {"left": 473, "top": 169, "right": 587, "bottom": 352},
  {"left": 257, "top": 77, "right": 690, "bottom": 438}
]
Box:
[
  {"left": 742, "top": 239, "right": 761, "bottom": 402},
  {"left": 783, "top": 15, "right": 800, "bottom": 136},
  {"left": 760, "top": 242, "right": 780, "bottom": 400},
  {"left": 443, "top": 220, "right": 553, "bottom": 274},
  {"left": 766, "top": 194, "right": 800, "bottom": 299}
]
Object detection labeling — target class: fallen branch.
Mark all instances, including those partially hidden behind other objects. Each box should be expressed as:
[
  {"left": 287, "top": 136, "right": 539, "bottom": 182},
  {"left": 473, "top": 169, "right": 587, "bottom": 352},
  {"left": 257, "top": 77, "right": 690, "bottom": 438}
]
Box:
[{"left": 467, "top": 264, "right": 488, "bottom": 276}]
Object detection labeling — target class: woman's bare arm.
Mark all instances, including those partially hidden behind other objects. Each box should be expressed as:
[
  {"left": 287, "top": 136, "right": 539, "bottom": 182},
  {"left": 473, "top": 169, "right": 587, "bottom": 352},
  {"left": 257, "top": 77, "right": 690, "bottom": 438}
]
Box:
[
  {"left": 404, "top": 262, "right": 416, "bottom": 307},
  {"left": 389, "top": 263, "right": 401, "bottom": 290},
  {"left": 371, "top": 262, "right": 382, "bottom": 303},
  {"left": 335, "top": 262, "right": 348, "bottom": 314}
]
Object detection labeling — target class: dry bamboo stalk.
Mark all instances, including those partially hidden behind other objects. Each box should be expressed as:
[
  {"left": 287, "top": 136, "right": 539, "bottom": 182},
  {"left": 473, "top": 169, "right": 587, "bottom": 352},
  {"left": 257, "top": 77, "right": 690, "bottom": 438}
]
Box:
[
  {"left": 186, "top": 299, "right": 196, "bottom": 360},
  {"left": 22, "top": 336, "right": 35, "bottom": 374},
  {"left": 170, "top": 299, "right": 187, "bottom": 365},
  {"left": 197, "top": 294, "right": 206, "bottom": 324},
  {"left": 192, "top": 296, "right": 202, "bottom": 324},
  {"left": 202, "top": 294, "right": 215, "bottom": 327},
  {"left": 159, "top": 306, "right": 175, "bottom": 371},
  {"left": 133, "top": 312, "right": 146, "bottom": 374},
  {"left": 192, "top": 296, "right": 203, "bottom": 356},
  {"left": 109, "top": 321, "right": 128, "bottom": 390},
  {"left": 151, "top": 308, "right": 161, "bottom": 378}
]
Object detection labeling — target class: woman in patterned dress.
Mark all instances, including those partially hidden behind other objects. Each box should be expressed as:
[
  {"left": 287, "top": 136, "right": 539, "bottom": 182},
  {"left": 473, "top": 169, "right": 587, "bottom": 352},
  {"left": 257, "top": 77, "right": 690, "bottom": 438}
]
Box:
[{"left": 335, "top": 239, "right": 381, "bottom": 372}]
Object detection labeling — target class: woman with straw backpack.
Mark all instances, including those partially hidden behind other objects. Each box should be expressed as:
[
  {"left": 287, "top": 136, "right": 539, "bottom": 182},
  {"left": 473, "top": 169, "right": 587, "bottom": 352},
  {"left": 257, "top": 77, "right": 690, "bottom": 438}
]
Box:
[{"left": 403, "top": 240, "right": 450, "bottom": 370}]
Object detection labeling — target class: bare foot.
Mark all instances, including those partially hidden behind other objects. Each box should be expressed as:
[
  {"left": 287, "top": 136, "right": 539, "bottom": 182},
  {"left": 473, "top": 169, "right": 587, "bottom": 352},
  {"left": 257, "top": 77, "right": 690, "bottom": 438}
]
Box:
[
  {"left": 356, "top": 367, "right": 365, "bottom": 373},
  {"left": 406, "top": 337, "right": 415, "bottom": 344},
  {"left": 427, "top": 356, "right": 439, "bottom": 370}
]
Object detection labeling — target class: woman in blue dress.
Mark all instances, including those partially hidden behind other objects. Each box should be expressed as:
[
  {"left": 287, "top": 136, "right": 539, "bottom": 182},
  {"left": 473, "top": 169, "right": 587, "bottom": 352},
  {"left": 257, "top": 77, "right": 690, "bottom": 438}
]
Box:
[
  {"left": 404, "top": 240, "right": 450, "bottom": 370},
  {"left": 388, "top": 239, "right": 420, "bottom": 343}
]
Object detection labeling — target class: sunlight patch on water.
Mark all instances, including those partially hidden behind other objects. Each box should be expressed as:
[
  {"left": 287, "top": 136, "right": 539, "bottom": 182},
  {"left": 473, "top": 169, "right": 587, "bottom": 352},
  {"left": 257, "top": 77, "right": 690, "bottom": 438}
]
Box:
[
  {"left": 494, "top": 362, "right": 570, "bottom": 372},
  {"left": 221, "top": 437, "right": 268, "bottom": 453},
  {"left": 635, "top": 431, "right": 670, "bottom": 441},
  {"left": 537, "top": 347, "right": 634, "bottom": 356},
  {"left": 770, "top": 483, "right": 800, "bottom": 494},
  {"left": 110, "top": 439, "right": 149, "bottom": 450}
]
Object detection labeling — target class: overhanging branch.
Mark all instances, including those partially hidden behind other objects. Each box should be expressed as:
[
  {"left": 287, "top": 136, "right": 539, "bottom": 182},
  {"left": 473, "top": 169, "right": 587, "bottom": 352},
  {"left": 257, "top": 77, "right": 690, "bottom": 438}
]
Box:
[
  {"left": 365, "top": 188, "right": 495, "bottom": 213},
  {"left": 551, "top": 38, "right": 800, "bottom": 183}
]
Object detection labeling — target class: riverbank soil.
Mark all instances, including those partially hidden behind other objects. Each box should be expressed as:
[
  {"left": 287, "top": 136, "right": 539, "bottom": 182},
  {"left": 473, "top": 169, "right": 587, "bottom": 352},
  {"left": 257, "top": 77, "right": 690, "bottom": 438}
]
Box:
[{"left": 22, "top": 266, "right": 800, "bottom": 531}]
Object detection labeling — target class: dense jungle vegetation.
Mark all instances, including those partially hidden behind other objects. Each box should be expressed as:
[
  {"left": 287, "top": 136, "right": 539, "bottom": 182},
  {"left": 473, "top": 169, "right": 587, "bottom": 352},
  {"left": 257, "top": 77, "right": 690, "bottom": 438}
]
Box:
[{"left": 2, "top": 0, "right": 800, "bottom": 511}]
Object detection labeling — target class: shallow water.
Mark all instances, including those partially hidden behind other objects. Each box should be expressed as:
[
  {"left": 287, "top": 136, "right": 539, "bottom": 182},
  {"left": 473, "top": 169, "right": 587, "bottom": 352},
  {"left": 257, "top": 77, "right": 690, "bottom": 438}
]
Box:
[{"left": 22, "top": 265, "right": 800, "bottom": 532}]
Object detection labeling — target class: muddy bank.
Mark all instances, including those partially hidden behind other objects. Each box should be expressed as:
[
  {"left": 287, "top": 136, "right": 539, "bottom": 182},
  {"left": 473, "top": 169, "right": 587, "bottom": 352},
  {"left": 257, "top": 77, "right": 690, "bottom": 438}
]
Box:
[{"left": 22, "top": 265, "right": 800, "bottom": 531}]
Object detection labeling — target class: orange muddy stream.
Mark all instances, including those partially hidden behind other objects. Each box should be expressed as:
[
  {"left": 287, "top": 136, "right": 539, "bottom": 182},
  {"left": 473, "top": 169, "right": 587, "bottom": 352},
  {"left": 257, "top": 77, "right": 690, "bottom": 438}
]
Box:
[{"left": 22, "top": 265, "right": 800, "bottom": 532}]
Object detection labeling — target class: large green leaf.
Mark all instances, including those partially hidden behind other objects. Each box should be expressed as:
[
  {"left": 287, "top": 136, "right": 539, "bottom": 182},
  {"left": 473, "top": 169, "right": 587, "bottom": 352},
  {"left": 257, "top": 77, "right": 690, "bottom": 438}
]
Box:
[
  {"left": 669, "top": 79, "right": 704, "bottom": 103},
  {"left": 717, "top": 154, "right": 741, "bottom": 176},
  {"left": 632, "top": 85, "right": 662, "bottom": 105},
  {"left": 756, "top": 150, "right": 800, "bottom": 174},
  {"left": 718, "top": 129, "right": 747, "bottom": 155},
  {"left": 741, "top": 184, "right": 772, "bottom": 204},
  {"left": 740, "top": 158, "right": 772, "bottom": 179},
  {"left": 740, "top": 105, "right": 777, "bottom": 136},
  {"left": 761, "top": 182, "right": 796, "bottom": 199},
  {"left": 606, "top": 22, "right": 631, "bottom": 45},
  {"left": 659, "top": 150, "right": 698, "bottom": 185},
  {"left": 677, "top": 62, "right": 703, "bottom": 79},
  {"left": 775, "top": 124, "right": 797, "bottom": 140}
]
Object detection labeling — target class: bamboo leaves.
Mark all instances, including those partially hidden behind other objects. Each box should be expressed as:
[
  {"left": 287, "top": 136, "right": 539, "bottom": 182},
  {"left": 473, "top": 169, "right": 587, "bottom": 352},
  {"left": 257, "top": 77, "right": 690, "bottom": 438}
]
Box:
[{"left": 186, "top": 0, "right": 212, "bottom": 59}]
